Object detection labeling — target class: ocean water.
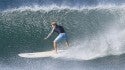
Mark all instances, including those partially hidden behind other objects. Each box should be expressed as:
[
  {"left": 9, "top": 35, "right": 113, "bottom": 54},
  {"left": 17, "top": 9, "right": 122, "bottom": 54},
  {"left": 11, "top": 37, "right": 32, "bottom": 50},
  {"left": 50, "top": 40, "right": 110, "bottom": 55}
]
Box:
[{"left": 0, "top": 0, "right": 125, "bottom": 70}]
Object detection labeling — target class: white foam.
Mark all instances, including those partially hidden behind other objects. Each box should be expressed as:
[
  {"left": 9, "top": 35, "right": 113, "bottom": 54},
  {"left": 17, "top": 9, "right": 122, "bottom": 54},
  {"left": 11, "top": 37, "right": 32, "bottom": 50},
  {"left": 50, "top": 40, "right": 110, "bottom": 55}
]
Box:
[
  {"left": 53, "top": 29, "right": 125, "bottom": 60},
  {"left": 54, "top": 21, "right": 125, "bottom": 60},
  {"left": 2, "top": 4, "right": 125, "bottom": 13}
]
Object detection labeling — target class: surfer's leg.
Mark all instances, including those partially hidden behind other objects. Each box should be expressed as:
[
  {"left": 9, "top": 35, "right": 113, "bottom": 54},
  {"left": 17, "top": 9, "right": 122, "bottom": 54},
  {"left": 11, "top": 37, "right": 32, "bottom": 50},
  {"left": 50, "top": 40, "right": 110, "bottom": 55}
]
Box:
[
  {"left": 66, "top": 39, "right": 69, "bottom": 47},
  {"left": 53, "top": 42, "right": 58, "bottom": 54},
  {"left": 63, "top": 33, "right": 69, "bottom": 47},
  {"left": 53, "top": 34, "right": 62, "bottom": 54}
]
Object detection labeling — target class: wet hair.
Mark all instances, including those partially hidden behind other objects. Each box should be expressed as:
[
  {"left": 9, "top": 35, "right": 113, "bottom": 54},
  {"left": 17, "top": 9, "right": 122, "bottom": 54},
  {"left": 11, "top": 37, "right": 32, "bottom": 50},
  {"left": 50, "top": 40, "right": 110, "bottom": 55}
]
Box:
[{"left": 51, "top": 21, "right": 57, "bottom": 26}]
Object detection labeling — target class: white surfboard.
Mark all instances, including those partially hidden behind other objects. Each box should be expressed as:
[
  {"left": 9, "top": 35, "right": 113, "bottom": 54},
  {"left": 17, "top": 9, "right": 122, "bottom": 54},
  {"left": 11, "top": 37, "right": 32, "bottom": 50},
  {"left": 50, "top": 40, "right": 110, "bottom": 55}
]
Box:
[{"left": 18, "top": 50, "right": 65, "bottom": 58}]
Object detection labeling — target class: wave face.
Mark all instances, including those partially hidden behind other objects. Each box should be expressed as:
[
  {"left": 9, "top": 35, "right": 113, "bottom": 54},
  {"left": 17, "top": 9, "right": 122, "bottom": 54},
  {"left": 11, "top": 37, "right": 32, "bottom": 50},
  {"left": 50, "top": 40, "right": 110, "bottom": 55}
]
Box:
[{"left": 0, "top": 5, "right": 125, "bottom": 60}]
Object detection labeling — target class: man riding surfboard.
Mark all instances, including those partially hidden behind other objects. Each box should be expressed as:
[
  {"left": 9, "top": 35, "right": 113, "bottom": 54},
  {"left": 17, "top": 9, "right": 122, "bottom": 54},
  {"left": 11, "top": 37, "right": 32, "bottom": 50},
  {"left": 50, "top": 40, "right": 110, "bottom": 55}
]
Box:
[{"left": 44, "top": 21, "right": 69, "bottom": 54}]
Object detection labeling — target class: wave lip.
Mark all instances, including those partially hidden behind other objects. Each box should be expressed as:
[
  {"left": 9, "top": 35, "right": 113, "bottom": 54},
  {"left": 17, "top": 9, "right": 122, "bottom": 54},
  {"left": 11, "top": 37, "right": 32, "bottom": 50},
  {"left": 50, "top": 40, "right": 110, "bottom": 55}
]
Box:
[
  {"left": 2, "top": 4, "right": 125, "bottom": 13},
  {"left": 1, "top": 0, "right": 125, "bottom": 10}
]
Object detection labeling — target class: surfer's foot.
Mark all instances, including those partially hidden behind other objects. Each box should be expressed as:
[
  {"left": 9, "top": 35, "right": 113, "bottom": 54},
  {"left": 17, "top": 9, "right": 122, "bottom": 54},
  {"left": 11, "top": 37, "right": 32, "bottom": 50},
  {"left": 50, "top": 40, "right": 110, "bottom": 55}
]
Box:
[
  {"left": 54, "top": 51, "right": 58, "bottom": 54},
  {"left": 52, "top": 50, "right": 58, "bottom": 54},
  {"left": 66, "top": 43, "right": 69, "bottom": 48}
]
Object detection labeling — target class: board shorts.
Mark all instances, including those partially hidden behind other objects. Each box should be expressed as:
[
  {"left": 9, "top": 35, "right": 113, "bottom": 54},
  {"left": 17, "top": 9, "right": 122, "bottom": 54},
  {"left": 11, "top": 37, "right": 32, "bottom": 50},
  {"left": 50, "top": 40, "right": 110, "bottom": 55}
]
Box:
[{"left": 54, "top": 33, "right": 68, "bottom": 42}]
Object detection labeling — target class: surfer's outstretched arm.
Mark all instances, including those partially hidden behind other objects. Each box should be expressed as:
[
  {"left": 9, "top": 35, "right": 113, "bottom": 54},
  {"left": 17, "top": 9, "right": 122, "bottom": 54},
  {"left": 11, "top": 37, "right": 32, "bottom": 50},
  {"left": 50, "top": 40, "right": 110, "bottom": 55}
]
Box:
[{"left": 44, "top": 28, "right": 55, "bottom": 39}]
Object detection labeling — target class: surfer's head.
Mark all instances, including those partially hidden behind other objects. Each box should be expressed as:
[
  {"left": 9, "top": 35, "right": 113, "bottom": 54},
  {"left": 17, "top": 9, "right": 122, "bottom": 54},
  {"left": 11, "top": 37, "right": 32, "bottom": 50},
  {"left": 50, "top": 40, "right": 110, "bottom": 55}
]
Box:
[{"left": 51, "top": 21, "right": 57, "bottom": 28}]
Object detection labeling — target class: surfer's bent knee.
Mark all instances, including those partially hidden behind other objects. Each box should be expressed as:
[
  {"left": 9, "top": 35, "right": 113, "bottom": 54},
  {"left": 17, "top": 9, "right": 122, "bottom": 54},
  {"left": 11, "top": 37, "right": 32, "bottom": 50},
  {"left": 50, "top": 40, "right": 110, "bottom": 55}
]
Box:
[
  {"left": 53, "top": 38, "right": 59, "bottom": 43},
  {"left": 53, "top": 41, "right": 57, "bottom": 43}
]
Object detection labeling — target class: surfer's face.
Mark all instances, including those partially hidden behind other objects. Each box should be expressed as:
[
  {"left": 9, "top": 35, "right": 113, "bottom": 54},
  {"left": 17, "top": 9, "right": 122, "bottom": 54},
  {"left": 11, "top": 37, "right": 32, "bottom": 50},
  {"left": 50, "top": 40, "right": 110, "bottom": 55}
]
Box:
[
  {"left": 51, "top": 22, "right": 56, "bottom": 28},
  {"left": 51, "top": 24, "right": 56, "bottom": 28}
]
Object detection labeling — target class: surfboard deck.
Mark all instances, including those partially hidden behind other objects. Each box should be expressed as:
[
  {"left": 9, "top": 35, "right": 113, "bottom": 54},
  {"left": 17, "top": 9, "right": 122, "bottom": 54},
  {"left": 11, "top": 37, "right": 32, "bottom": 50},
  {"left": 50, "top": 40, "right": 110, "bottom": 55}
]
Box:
[{"left": 18, "top": 50, "right": 65, "bottom": 58}]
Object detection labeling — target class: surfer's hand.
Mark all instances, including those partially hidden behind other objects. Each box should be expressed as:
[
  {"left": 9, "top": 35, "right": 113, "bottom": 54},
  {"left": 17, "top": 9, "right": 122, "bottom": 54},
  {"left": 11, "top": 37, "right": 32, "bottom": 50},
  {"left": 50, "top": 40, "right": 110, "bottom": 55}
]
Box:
[{"left": 44, "top": 37, "right": 47, "bottom": 40}]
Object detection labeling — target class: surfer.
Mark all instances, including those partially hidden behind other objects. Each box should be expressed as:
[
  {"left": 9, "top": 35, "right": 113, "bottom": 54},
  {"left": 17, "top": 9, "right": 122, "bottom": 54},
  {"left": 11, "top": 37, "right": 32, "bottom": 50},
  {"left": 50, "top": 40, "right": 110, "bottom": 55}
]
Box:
[{"left": 44, "top": 21, "right": 69, "bottom": 54}]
